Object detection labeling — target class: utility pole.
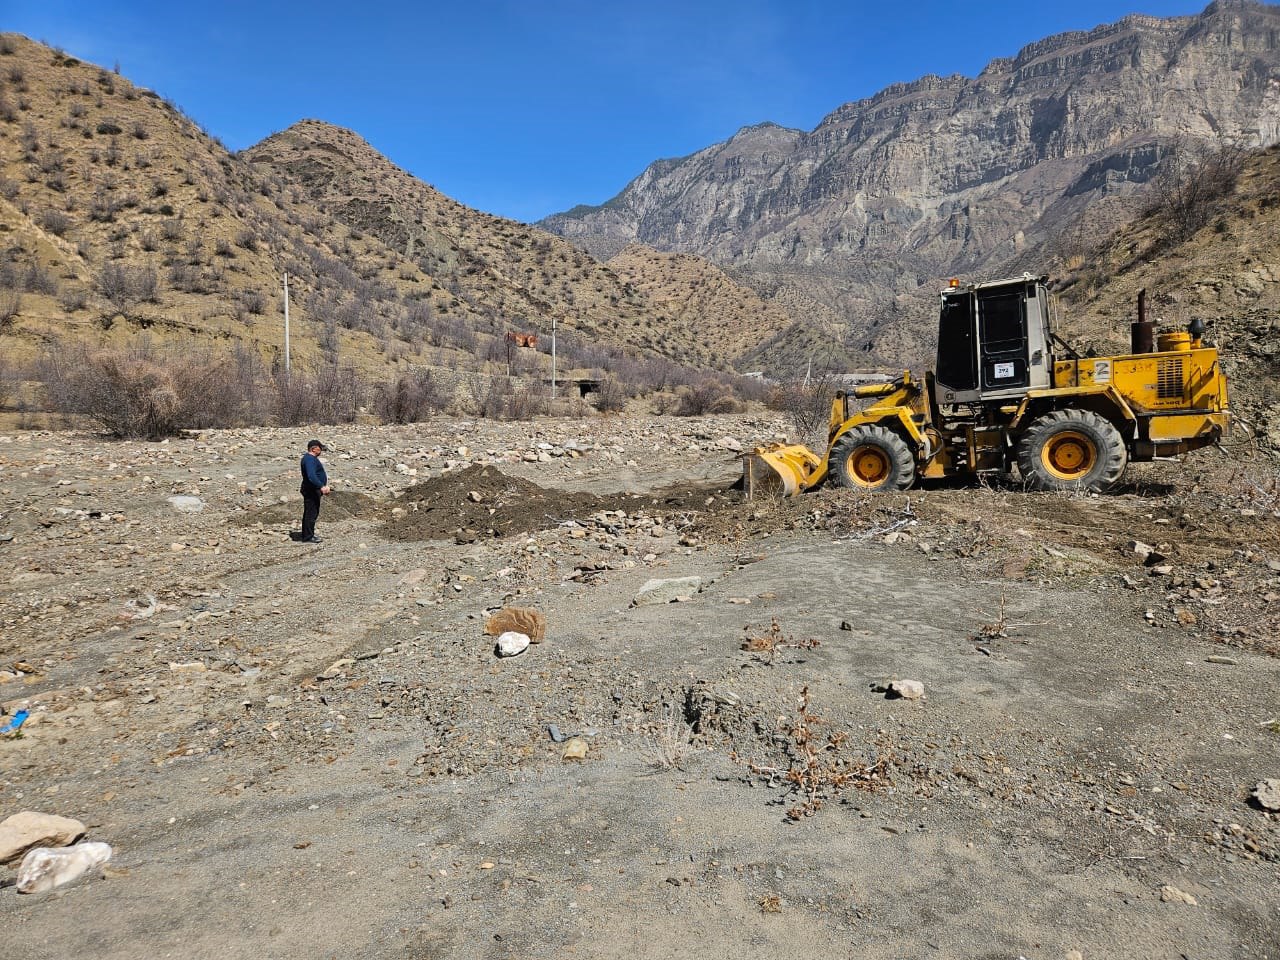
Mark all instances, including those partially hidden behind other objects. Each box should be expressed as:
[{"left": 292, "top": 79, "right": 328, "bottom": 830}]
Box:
[
  {"left": 551, "top": 315, "right": 557, "bottom": 401},
  {"left": 283, "top": 272, "right": 292, "bottom": 374}
]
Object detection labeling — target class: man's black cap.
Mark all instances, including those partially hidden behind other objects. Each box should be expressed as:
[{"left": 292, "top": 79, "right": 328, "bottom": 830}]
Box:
[{"left": 307, "top": 439, "right": 327, "bottom": 451}]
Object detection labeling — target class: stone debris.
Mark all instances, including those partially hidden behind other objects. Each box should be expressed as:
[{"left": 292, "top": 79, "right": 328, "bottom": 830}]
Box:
[
  {"left": 887, "top": 679, "right": 926, "bottom": 701},
  {"left": 166, "top": 495, "right": 205, "bottom": 514},
  {"left": 17, "top": 841, "right": 113, "bottom": 894},
  {"left": 1251, "top": 778, "right": 1280, "bottom": 811},
  {"left": 0, "top": 812, "right": 86, "bottom": 864},
  {"left": 632, "top": 576, "right": 702, "bottom": 606},
  {"left": 495, "top": 631, "right": 531, "bottom": 658},
  {"left": 561, "top": 738, "right": 588, "bottom": 760},
  {"left": 1159, "top": 884, "right": 1198, "bottom": 905}
]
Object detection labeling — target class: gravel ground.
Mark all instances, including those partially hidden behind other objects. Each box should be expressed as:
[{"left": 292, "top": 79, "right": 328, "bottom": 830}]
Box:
[{"left": 1, "top": 414, "right": 1277, "bottom": 959}]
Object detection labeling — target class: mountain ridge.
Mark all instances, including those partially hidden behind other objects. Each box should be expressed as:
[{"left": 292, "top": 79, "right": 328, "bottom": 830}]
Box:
[{"left": 541, "top": 0, "right": 1280, "bottom": 374}]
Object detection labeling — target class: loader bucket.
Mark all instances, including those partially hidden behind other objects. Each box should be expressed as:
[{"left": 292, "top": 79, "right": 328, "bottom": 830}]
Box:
[{"left": 742, "top": 444, "right": 823, "bottom": 498}]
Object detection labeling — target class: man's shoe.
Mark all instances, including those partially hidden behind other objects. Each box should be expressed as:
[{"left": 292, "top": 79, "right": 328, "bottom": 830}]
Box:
[{"left": 307, "top": 536, "right": 323, "bottom": 543}]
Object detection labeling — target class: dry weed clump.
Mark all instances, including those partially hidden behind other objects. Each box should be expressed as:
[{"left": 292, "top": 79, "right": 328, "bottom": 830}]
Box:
[
  {"left": 740, "top": 617, "right": 821, "bottom": 665},
  {"left": 757, "top": 894, "right": 783, "bottom": 913},
  {"left": 738, "top": 686, "right": 896, "bottom": 821},
  {"left": 643, "top": 704, "right": 694, "bottom": 771}
]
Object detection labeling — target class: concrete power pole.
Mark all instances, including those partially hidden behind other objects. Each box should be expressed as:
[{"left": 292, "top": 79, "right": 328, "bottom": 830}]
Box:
[{"left": 283, "top": 272, "right": 291, "bottom": 374}]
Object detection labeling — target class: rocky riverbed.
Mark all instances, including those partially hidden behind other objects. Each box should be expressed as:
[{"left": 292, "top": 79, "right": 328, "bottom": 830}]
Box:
[{"left": 1, "top": 414, "right": 1277, "bottom": 959}]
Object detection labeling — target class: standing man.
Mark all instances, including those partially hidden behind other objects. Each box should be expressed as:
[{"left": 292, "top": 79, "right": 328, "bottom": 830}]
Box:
[{"left": 298, "top": 439, "right": 331, "bottom": 544}]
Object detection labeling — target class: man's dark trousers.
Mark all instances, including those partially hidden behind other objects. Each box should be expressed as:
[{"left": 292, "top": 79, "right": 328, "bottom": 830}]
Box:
[{"left": 300, "top": 485, "right": 322, "bottom": 541}]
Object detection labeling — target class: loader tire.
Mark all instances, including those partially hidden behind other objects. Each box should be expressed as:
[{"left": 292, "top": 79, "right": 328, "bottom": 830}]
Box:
[
  {"left": 1017, "top": 410, "right": 1127, "bottom": 493},
  {"left": 830, "top": 426, "right": 916, "bottom": 492}
]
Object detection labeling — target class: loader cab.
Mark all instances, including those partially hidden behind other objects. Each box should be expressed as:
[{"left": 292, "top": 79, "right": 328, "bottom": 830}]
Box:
[{"left": 933, "top": 274, "right": 1053, "bottom": 404}]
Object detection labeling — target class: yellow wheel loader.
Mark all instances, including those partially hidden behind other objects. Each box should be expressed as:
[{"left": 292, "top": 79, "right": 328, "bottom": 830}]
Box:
[{"left": 744, "top": 274, "right": 1230, "bottom": 496}]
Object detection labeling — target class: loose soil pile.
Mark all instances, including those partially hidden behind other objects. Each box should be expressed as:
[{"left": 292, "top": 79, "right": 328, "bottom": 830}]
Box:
[{"left": 384, "top": 463, "right": 734, "bottom": 541}]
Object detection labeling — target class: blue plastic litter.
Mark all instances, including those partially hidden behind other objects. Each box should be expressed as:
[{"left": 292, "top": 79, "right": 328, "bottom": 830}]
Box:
[{"left": 0, "top": 709, "right": 29, "bottom": 736}]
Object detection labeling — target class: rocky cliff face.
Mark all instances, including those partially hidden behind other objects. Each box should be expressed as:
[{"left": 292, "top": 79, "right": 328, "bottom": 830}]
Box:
[{"left": 542, "top": 1, "right": 1280, "bottom": 372}]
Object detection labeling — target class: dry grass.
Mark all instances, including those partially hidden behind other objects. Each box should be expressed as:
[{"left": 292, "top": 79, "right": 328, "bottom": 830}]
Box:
[{"left": 0, "top": 33, "right": 784, "bottom": 408}]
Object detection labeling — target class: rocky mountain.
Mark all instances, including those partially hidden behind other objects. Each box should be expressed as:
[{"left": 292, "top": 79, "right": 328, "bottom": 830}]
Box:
[
  {"left": 542, "top": 0, "right": 1280, "bottom": 374},
  {"left": 0, "top": 34, "right": 782, "bottom": 393}
]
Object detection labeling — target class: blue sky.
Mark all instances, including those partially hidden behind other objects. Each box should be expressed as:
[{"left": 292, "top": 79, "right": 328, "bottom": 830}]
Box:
[{"left": 6, "top": 1, "right": 1207, "bottom": 223}]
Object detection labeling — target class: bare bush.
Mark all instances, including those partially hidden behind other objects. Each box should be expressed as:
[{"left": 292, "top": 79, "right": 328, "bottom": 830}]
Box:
[
  {"left": 591, "top": 375, "right": 630, "bottom": 413},
  {"left": 97, "top": 263, "right": 159, "bottom": 312},
  {"left": 766, "top": 375, "right": 838, "bottom": 446},
  {"left": 58, "top": 285, "right": 88, "bottom": 313},
  {"left": 1145, "top": 137, "right": 1247, "bottom": 244},
  {"left": 0, "top": 291, "right": 20, "bottom": 331},
  {"left": 373, "top": 368, "right": 448, "bottom": 423},
  {"left": 238, "top": 289, "right": 267, "bottom": 316},
  {"left": 38, "top": 208, "right": 71, "bottom": 236},
  {"left": 35, "top": 341, "right": 247, "bottom": 438},
  {"left": 674, "top": 378, "right": 741, "bottom": 416},
  {"left": 270, "top": 364, "right": 364, "bottom": 426},
  {"left": 465, "top": 374, "right": 547, "bottom": 420}
]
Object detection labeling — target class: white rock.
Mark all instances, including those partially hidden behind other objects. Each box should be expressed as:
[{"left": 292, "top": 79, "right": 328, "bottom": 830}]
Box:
[
  {"left": 495, "top": 631, "right": 530, "bottom": 658},
  {"left": 1127, "top": 539, "right": 1154, "bottom": 559},
  {"left": 17, "top": 842, "right": 112, "bottom": 894},
  {"left": 0, "top": 812, "right": 86, "bottom": 864},
  {"left": 633, "top": 576, "right": 702, "bottom": 606},
  {"left": 166, "top": 495, "right": 205, "bottom": 513},
  {"left": 888, "top": 679, "right": 926, "bottom": 700},
  {"left": 1252, "top": 778, "right": 1280, "bottom": 811}
]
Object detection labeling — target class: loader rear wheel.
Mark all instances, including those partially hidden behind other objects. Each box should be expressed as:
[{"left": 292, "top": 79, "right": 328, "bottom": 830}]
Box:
[
  {"left": 830, "top": 426, "right": 915, "bottom": 492},
  {"left": 1017, "top": 410, "right": 1127, "bottom": 493}
]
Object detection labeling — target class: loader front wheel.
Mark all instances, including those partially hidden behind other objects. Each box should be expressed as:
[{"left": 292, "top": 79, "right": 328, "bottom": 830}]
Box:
[
  {"left": 1017, "top": 410, "right": 1127, "bottom": 492},
  {"left": 830, "top": 426, "right": 915, "bottom": 492}
]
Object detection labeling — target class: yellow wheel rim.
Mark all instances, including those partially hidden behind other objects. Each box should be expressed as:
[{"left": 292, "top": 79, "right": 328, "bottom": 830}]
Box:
[
  {"left": 1041, "top": 430, "right": 1097, "bottom": 480},
  {"left": 846, "top": 446, "right": 891, "bottom": 487}
]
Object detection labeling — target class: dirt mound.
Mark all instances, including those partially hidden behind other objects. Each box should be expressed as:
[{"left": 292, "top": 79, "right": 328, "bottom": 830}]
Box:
[{"left": 386, "top": 463, "right": 734, "bottom": 541}]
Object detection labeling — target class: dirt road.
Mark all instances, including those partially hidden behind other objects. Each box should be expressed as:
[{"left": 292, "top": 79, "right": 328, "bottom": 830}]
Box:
[{"left": 1, "top": 415, "right": 1277, "bottom": 958}]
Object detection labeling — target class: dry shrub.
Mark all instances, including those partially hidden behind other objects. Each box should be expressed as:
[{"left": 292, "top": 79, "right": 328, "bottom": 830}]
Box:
[
  {"left": 1144, "top": 136, "right": 1247, "bottom": 245},
  {"left": 0, "top": 290, "right": 20, "bottom": 331},
  {"left": 36, "top": 341, "right": 245, "bottom": 438},
  {"left": 373, "top": 368, "right": 448, "bottom": 424},
  {"left": 765, "top": 374, "right": 838, "bottom": 445},
  {"left": 270, "top": 364, "right": 364, "bottom": 426},
  {"left": 591, "top": 374, "right": 630, "bottom": 413},
  {"left": 467, "top": 375, "right": 547, "bottom": 420},
  {"left": 675, "top": 378, "right": 742, "bottom": 416}
]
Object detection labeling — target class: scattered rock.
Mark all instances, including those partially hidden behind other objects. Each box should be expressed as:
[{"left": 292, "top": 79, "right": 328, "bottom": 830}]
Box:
[
  {"left": 1205, "top": 655, "right": 1238, "bottom": 665},
  {"left": 885, "top": 680, "right": 925, "bottom": 700},
  {"left": 1159, "top": 884, "right": 1198, "bottom": 905},
  {"left": 0, "top": 812, "right": 86, "bottom": 865},
  {"left": 17, "top": 842, "right": 113, "bottom": 894},
  {"left": 166, "top": 495, "right": 205, "bottom": 514},
  {"left": 633, "top": 576, "right": 702, "bottom": 606},
  {"left": 319, "top": 659, "right": 354, "bottom": 680},
  {"left": 495, "top": 631, "right": 531, "bottom": 658},
  {"left": 485, "top": 607, "right": 547, "bottom": 643},
  {"left": 1127, "top": 539, "right": 1153, "bottom": 558},
  {"left": 561, "top": 738, "right": 588, "bottom": 760},
  {"left": 1251, "top": 778, "right": 1280, "bottom": 811}
]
